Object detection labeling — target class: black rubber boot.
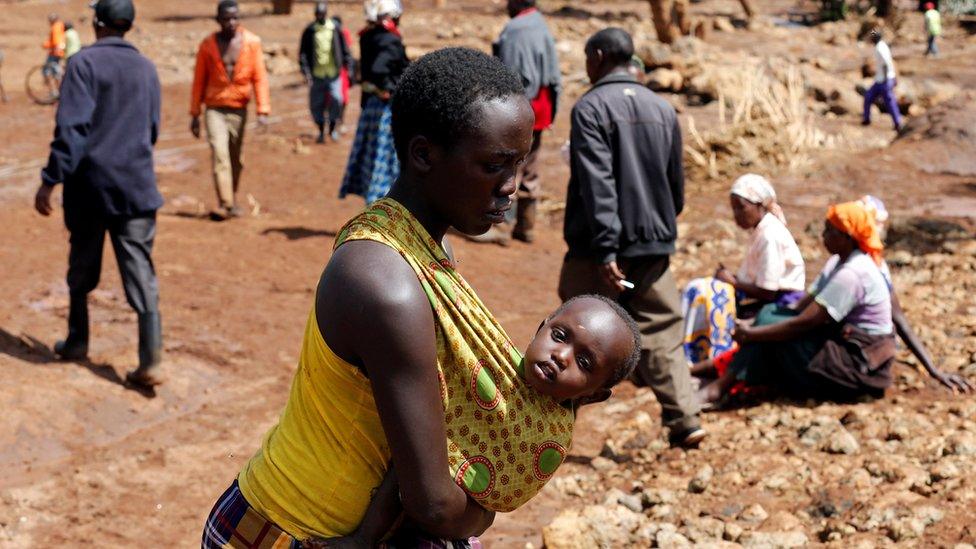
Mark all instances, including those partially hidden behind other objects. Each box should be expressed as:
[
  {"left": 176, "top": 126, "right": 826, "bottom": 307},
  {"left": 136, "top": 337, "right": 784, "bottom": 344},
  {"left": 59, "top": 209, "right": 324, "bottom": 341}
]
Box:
[
  {"left": 54, "top": 294, "right": 89, "bottom": 360},
  {"left": 125, "top": 312, "right": 163, "bottom": 387}
]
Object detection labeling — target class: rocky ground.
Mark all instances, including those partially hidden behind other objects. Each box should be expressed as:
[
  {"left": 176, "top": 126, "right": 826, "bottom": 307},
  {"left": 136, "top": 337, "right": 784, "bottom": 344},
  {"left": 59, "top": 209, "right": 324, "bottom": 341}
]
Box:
[{"left": 1, "top": 0, "right": 975, "bottom": 547}]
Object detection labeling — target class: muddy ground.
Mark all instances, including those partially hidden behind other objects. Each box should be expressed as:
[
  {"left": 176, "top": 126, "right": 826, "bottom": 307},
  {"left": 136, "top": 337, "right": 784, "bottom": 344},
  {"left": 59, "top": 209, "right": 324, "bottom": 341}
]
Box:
[{"left": 1, "top": 0, "right": 975, "bottom": 547}]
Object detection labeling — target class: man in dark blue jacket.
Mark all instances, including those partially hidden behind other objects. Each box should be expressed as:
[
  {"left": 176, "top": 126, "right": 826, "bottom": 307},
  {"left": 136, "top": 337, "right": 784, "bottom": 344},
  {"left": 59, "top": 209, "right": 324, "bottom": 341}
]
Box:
[
  {"left": 559, "top": 28, "right": 704, "bottom": 448},
  {"left": 35, "top": 0, "right": 164, "bottom": 388}
]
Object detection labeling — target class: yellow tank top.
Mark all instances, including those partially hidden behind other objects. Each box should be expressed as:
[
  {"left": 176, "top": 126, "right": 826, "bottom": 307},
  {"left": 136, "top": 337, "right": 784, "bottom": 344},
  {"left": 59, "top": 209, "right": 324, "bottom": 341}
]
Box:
[{"left": 239, "top": 199, "right": 574, "bottom": 539}]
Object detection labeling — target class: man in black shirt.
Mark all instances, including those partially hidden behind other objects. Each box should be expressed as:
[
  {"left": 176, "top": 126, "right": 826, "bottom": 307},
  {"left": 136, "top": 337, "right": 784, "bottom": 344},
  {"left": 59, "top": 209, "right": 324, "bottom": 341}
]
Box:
[
  {"left": 560, "top": 28, "right": 704, "bottom": 448},
  {"left": 35, "top": 0, "right": 164, "bottom": 388}
]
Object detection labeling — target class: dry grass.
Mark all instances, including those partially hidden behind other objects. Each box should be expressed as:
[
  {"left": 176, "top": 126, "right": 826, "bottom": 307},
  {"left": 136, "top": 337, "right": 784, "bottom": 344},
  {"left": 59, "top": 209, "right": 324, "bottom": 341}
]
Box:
[{"left": 685, "top": 63, "right": 844, "bottom": 181}]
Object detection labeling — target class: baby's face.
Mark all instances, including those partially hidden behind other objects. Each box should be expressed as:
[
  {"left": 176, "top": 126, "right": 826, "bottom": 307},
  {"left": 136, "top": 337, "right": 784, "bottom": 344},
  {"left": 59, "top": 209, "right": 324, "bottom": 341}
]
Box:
[{"left": 522, "top": 298, "right": 633, "bottom": 401}]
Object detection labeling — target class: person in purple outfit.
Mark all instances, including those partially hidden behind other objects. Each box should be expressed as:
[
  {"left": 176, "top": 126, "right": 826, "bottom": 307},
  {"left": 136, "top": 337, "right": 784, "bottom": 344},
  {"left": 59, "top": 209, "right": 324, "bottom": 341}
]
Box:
[{"left": 862, "top": 28, "right": 901, "bottom": 131}]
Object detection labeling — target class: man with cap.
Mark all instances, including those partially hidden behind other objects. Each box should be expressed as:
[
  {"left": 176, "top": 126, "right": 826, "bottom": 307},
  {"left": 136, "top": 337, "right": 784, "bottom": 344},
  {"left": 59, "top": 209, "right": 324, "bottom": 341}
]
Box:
[
  {"left": 299, "top": 1, "right": 352, "bottom": 143},
  {"left": 34, "top": 0, "right": 165, "bottom": 388},
  {"left": 190, "top": 0, "right": 271, "bottom": 221}
]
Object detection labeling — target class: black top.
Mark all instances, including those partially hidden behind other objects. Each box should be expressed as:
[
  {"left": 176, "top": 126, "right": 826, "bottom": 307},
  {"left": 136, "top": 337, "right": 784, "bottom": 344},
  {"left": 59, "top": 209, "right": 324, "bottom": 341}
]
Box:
[
  {"left": 358, "top": 26, "right": 408, "bottom": 95},
  {"left": 41, "top": 37, "right": 163, "bottom": 224},
  {"left": 298, "top": 17, "right": 353, "bottom": 80},
  {"left": 564, "top": 72, "right": 685, "bottom": 263}
]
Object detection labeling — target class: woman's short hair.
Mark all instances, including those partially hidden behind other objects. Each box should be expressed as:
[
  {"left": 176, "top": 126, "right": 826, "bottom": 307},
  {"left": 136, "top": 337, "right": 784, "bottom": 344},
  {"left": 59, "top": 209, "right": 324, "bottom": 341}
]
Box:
[{"left": 391, "top": 47, "right": 524, "bottom": 160}]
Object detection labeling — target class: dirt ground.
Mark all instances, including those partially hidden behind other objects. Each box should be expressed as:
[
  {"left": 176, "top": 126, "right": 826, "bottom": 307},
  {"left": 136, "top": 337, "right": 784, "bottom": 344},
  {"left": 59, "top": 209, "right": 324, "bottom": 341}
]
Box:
[{"left": 1, "top": 0, "right": 975, "bottom": 547}]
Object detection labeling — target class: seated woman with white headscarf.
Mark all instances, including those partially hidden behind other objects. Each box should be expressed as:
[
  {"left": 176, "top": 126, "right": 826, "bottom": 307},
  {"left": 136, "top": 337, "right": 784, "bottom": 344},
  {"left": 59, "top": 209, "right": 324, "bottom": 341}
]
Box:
[{"left": 682, "top": 174, "right": 805, "bottom": 367}]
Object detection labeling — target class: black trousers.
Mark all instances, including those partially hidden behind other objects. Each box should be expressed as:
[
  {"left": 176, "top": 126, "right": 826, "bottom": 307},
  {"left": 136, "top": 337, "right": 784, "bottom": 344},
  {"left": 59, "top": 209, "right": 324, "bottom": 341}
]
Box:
[{"left": 66, "top": 212, "right": 159, "bottom": 314}]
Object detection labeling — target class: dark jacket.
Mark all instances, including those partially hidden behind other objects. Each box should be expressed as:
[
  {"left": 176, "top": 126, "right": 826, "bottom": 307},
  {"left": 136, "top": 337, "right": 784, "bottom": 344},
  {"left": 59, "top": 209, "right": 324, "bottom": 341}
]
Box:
[
  {"left": 299, "top": 17, "right": 352, "bottom": 80},
  {"left": 359, "top": 26, "right": 408, "bottom": 97},
  {"left": 564, "top": 72, "right": 684, "bottom": 263},
  {"left": 41, "top": 37, "right": 163, "bottom": 226}
]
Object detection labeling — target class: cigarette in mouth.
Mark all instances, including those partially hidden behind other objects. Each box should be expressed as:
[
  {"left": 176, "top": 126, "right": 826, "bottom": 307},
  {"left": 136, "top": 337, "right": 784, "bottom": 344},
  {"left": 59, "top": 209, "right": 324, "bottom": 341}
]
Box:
[{"left": 620, "top": 280, "right": 635, "bottom": 289}]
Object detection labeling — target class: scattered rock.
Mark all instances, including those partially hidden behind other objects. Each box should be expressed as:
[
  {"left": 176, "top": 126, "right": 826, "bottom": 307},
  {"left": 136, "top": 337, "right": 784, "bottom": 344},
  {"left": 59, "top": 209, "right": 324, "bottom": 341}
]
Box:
[
  {"left": 724, "top": 521, "right": 744, "bottom": 542},
  {"left": 825, "top": 428, "right": 860, "bottom": 455},
  {"left": 739, "top": 503, "right": 769, "bottom": 525},
  {"left": 647, "top": 68, "right": 684, "bottom": 93},
  {"left": 688, "top": 464, "right": 713, "bottom": 494},
  {"left": 542, "top": 504, "right": 649, "bottom": 549},
  {"left": 930, "top": 460, "right": 960, "bottom": 481},
  {"left": 656, "top": 530, "right": 692, "bottom": 547},
  {"left": 945, "top": 432, "right": 976, "bottom": 456},
  {"left": 713, "top": 17, "right": 735, "bottom": 32},
  {"left": 739, "top": 530, "right": 809, "bottom": 548}
]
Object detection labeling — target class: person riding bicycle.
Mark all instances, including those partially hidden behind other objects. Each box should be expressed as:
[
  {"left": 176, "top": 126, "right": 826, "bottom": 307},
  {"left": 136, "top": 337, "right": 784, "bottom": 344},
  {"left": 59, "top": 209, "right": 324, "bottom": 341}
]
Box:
[{"left": 41, "top": 13, "right": 66, "bottom": 96}]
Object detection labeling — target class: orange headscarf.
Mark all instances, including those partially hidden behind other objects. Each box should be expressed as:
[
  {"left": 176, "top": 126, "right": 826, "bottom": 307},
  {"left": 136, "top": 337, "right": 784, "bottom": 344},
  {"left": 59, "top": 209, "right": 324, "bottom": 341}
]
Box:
[{"left": 826, "top": 201, "right": 884, "bottom": 265}]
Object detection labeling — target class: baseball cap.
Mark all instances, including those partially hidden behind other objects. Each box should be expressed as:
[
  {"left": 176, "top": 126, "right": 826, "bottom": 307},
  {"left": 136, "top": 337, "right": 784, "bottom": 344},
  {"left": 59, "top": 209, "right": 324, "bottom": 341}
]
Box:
[{"left": 91, "top": 0, "right": 136, "bottom": 27}]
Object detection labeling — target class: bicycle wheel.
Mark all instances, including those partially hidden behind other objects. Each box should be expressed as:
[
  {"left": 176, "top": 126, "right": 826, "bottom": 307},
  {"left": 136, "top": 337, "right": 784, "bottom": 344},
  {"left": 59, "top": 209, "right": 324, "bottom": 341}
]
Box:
[{"left": 25, "top": 64, "right": 59, "bottom": 105}]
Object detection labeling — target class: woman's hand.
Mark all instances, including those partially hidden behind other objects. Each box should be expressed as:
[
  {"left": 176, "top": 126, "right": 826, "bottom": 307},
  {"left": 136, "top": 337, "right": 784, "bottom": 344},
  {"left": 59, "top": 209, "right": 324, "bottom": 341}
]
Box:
[
  {"left": 930, "top": 369, "right": 975, "bottom": 394},
  {"left": 714, "top": 265, "right": 736, "bottom": 286},
  {"left": 731, "top": 321, "right": 754, "bottom": 344},
  {"left": 301, "top": 536, "right": 369, "bottom": 549}
]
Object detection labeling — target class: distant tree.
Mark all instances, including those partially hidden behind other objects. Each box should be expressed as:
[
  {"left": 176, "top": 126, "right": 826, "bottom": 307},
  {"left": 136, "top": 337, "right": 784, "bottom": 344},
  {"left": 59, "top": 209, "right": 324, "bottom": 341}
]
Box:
[{"left": 648, "top": 0, "right": 754, "bottom": 43}]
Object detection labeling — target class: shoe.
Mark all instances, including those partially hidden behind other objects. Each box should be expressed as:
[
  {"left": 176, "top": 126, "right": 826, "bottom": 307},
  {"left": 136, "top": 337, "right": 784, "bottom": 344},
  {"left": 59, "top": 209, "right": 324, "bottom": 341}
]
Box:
[
  {"left": 512, "top": 198, "right": 537, "bottom": 243},
  {"left": 315, "top": 133, "right": 325, "bottom": 144},
  {"left": 227, "top": 205, "right": 244, "bottom": 218},
  {"left": 54, "top": 295, "right": 89, "bottom": 360},
  {"left": 861, "top": 119, "right": 871, "bottom": 126},
  {"left": 125, "top": 312, "right": 163, "bottom": 387},
  {"left": 669, "top": 426, "right": 707, "bottom": 449},
  {"left": 209, "top": 208, "right": 230, "bottom": 221},
  {"left": 330, "top": 130, "right": 340, "bottom": 142}
]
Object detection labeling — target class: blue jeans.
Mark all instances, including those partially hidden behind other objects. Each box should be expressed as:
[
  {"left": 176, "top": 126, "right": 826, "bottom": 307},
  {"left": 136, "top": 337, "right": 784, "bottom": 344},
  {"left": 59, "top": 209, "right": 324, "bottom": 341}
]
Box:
[
  {"left": 309, "top": 75, "right": 343, "bottom": 129},
  {"left": 862, "top": 78, "right": 901, "bottom": 129},
  {"left": 926, "top": 35, "right": 939, "bottom": 56}
]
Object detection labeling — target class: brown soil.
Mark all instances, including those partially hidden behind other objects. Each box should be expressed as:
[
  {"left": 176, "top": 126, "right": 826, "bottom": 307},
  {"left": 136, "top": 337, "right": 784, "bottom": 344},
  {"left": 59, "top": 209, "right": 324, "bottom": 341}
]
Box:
[{"left": 1, "top": 0, "right": 975, "bottom": 547}]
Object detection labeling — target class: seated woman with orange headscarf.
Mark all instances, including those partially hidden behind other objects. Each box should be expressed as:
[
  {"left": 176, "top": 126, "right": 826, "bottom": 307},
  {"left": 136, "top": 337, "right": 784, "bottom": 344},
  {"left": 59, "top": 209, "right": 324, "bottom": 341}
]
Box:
[{"left": 698, "top": 200, "right": 898, "bottom": 404}]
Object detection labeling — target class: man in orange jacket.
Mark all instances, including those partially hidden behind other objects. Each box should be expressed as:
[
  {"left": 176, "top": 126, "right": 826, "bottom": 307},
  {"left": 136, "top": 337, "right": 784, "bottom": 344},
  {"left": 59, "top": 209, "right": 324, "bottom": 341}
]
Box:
[
  {"left": 190, "top": 0, "right": 271, "bottom": 221},
  {"left": 42, "top": 13, "right": 66, "bottom": 95}
]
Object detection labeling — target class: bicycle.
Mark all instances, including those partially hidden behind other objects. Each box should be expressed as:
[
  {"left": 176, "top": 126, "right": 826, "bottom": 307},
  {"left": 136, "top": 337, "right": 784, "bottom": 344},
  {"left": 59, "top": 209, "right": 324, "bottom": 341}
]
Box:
[{"left": 25, "top": 59, "right": 63, "bottom": 105}]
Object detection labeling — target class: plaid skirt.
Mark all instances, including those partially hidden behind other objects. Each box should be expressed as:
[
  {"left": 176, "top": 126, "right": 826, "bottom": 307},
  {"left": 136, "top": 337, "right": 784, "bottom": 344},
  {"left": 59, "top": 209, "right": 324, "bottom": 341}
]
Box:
[
  {"left": 339, "top": 94, "right": 399, "bottom": 204},
  {"left": 202, "top": 480, "right": 299, "bottom": 549},
  {"left": 202, "top": 480, "right": 482, "bottom": 549}
]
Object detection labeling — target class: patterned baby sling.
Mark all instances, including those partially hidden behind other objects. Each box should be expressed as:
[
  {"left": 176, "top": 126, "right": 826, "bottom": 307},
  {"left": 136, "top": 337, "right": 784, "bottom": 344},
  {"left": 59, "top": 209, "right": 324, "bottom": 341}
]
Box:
[{"left": 334, "top": 199, "right": 575, "bottom": 512}]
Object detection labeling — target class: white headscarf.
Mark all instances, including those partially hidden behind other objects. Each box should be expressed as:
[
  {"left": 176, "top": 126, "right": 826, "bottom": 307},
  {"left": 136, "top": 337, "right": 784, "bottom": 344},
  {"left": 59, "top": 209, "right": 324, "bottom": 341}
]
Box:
[
  {"left": 730, "top": 173, "right": 787, "bottom": 224},
  {"left": 364, "top": 0, "right": 402, "bottom": 22},
  {"left": 857, "top": 194, "right": 889, "bottom": 228}
]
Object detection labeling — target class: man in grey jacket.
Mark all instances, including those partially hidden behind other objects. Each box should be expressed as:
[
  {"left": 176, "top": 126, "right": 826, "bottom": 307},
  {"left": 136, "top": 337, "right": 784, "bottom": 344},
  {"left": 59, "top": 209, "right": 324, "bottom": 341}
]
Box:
[
  {"left": 492, "top": 0, "right": 560, "bottom": 243},
  {"left": 559, "top": 28, "right": 704, "bottom": 448}
]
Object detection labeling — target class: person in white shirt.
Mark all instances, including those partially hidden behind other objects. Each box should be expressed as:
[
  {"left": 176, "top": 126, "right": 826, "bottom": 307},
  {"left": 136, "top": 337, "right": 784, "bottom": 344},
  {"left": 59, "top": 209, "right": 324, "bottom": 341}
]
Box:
[
  {"left": 862, "top": 28, "right": 902, "bottom": 131},
  {"left": 682, "top": 174, "right": 805, "bottom": 365}
]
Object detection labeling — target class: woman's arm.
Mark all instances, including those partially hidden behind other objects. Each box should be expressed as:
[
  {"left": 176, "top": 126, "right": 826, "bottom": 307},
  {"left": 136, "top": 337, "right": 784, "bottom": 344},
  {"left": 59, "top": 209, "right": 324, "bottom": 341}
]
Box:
[
  {"left": 733, "top": 300, "right": 831, "bottom": 343},
  {"left": 318, "top": 242, "right": 494, "bottom": 540},
  {"left": 715, "top": 266, "right": 779, "bottom": 303},
  {"left": 891, "top": 290, "right": 973, "bottom": 393}
]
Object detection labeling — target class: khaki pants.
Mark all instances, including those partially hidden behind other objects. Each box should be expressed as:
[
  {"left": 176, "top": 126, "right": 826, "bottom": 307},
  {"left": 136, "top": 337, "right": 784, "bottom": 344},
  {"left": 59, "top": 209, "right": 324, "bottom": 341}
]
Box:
[
  {"left": 205, "top": 107, "right": 247, "bottom": 209},
  {"left": 558, "top": 254, "right": 701, "bottom": 435}
]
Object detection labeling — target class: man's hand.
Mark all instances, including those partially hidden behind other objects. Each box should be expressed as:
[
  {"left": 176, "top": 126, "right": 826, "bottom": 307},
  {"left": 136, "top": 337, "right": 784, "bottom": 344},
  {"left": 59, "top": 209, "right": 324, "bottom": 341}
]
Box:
[
  {"left": 34, "top": 184, "right": 54, "bottom": 216},
  {"left": 190, "top": 116, "right": 201, "bottom": 139},
  {"left": 599, "top": 260, "right": 627, "bottom": 292}
]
